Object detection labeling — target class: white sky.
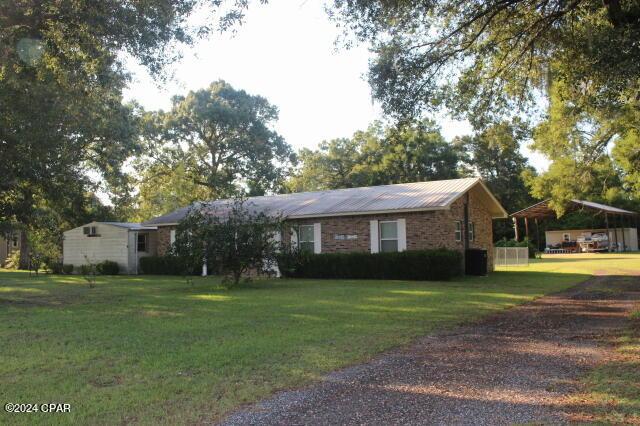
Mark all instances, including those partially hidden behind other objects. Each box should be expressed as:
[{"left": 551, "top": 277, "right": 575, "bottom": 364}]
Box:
[{"left": 123, "top": 0, "right": 549, "bottom": 170}]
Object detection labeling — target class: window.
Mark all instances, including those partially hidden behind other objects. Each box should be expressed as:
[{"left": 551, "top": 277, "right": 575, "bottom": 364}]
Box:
[
  {"left": 83, "top": 226, "right": 98, "bottom": 237},
  {"left": 379, "top": 221, "right": 399, "bottom": 252},
  {"left": 11, "top": 235, "right": 18, "bottom": 247},
  {"left": 298, "top": 225, "right": 315, "bottom": 253},
  {"left": 137, "top": 234, "right": 147, "bottom": 252},
  {"left": 454, "top": 221, "right": 462, "bottom": 242},
  {"left": 468, "top": 222, "right": 475, "bottom": 242},
  {"left": 170, "top": 229, "right": 176, "bottom": 245},
  {"left": 562, "top": 233, "right": 571, "bottom": 242}
]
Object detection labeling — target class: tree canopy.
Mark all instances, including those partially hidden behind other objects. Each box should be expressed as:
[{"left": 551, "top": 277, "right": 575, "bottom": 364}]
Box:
[
  {"left": 136, "top": 81, "right": 295, "bottom": 215},
  {"left": 287, "top": 120, "right": 463, "bottom": 192}
]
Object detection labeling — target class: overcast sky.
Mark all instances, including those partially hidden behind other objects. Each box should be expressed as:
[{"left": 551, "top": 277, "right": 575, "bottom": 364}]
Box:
[{"left": 123, "top": 1, "right": 548, "bottom": 170}]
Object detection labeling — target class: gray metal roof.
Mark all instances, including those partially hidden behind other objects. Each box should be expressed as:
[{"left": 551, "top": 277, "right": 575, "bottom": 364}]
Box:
[
  {"left": 99, "top": 222, "right": 158, "bottom": 231},
  {"left": 143, "top": 178, "right": 507, "bottom": 225},
  {"left": 511, "top": 199, "right": 637, "bottom": 218}
]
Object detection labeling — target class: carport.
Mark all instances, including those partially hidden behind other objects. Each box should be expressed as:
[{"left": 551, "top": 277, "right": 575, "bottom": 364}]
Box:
[{"left": 510, "top": 199, "right": 639, "bottom": 252}]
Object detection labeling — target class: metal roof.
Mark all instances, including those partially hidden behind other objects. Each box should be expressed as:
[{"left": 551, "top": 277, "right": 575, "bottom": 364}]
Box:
[
  {"left": 98, "top": 222, "right": 158, "bottom": 231},
  {"left": 143, "top": 177, "right": 507, "bottom": 226},
  {"left": 510, "top": 199, "right": 637, "bottom": 219}
]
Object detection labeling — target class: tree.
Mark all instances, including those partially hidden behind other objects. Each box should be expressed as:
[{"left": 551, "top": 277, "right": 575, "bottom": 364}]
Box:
[
  {"left": 456, "top": 120, "right": 537, "bottom": 240},
  {"left": 1, "top": 1, "right": 255, "bottom": 267},
  {"left": 329, "top": 0, "right": 640, "bottom": 124},
  {"left": 141, "top": 81, "right": 295, "bottom": 200},
  {"left": 173, "top": 197, "right": 282, "bottom": 288},
  {"left": 328, "top": 0, "right": 640, "bottom": 213},
  {"left": 287, "top": 120, "right": 463, "bottom": 192}
]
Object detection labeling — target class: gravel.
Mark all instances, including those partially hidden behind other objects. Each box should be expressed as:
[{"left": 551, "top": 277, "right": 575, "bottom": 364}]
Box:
[{"left": 219, "top": 275, "right": 640, "bottom": 426}]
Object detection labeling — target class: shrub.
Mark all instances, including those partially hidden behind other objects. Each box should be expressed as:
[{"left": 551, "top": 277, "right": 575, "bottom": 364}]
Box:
[
  {"left": 62, "top": 264, "right": 74, "bottom": 274},
  {"left": 48, "top": 262, "right": 64, "bottom": 274},
  {"left": 96, "top": 260, "right": 119, "bottom": 275},
  {"left": 4, "top": 251, "right": 20, "bottom": 269},
  {"left": 139, "top": 256, "right": 196, "bottom": 275},
  {"left": 278, "top": 249, "right": 463, "bottom": 281}
]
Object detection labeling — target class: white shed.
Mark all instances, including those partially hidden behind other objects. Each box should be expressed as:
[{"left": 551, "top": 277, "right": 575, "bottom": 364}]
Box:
[{"left": 63, "top": 222, "right": 158, "bottom": 274}]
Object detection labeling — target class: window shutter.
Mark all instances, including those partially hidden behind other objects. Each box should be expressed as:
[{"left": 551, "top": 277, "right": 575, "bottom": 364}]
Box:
[
  {"left": 290, "top": 227, "right": 298, "bottom": 247},
  {"left": 83, "top": 227, "right": 89, "bottom": 235},
  {"left": 370, "top": 220, "right": 379, "bottom": 253},
  {"left": 397, "top": 218, "right": 407, "bottom": 252},
  {"left": 313, "top": 223, "right": 322, "bottom": 254},
  {"left": 169, "top": 229, "right": 176, "bottom": 245}
]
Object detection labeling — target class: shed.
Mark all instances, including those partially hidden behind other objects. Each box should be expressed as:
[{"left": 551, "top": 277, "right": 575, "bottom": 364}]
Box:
[{"left": 63, "top": 222, "right": 158, "bottom": 274}]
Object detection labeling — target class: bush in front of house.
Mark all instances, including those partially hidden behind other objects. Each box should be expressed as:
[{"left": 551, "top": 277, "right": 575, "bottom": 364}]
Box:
[
  {"left": 278, "top": 249, "right": 463, "bottom": 281},
  {"left": 139, "top": 256, "right": 194, "bottom": 275},
  {"left": 96, "top": 260, "right": 120, "bottom": 275},
  {"left": 62, "top": 264, "right": 74, "bottom": 274}
]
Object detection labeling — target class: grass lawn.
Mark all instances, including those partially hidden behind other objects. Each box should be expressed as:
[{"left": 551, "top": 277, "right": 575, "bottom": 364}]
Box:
[{"left": 1, "top": 253, "right": 638, "bottom": 425}]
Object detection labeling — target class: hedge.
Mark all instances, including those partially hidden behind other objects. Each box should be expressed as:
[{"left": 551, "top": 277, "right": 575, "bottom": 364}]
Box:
[
  {"left": 278, "top": 249, "right": 463, "bottom": 281},
  {"left": 139, "top": 256, "right": 197, "bottom": 275},
  {"left": 96, "top": 260, "right": 119, "bottom": 275}
]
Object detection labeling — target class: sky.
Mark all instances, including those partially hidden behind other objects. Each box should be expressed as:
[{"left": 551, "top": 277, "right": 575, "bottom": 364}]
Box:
[{"left": 123, "top": 0, "right": 549, "bottom": 170}]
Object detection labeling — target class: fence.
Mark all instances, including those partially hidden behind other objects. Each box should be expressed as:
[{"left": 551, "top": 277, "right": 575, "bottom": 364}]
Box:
[{"left": 494, "top": 247, "right": 529, "bottom": 267}]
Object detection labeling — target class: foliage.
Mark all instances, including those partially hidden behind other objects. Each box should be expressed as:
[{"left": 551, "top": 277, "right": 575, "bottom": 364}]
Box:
[
  {"left": 139, "top": 256, "right": 197, "bottom": 276},
  {"left": 174, "top": 196, "right": 283, "bottom": 287},
  {"left": 62, "top": 264, "right": 74, "bottom": 275},
  {"left": 287, "top": 120, "right": 464, "bottom": 192},
  {"left": 455, "top": 120, "right": 537, "bottom": 240},
  {"left": 137, "top": 80, "right": 295, "bottom": 203},
  {"left": 96, "top": 261, "right": 120, "bottom": 276},
  {"left": 330, "top": 0, "right": 640, "bottom": 124},
  {"left": 80, "top": 256, "right": 98, "bottom": 288},
  {"left": 4, "top": 251, "right": 20, "bottom": 270},
  {"left": 1, "top": 1, "right": 258, "bottom": 262},
  {"left": 278, "top": 249, "right": 463, "bottom": 281}
]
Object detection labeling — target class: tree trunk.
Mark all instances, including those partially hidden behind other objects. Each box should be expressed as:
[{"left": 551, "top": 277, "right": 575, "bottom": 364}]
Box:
[{"left": 18, "top": 229, "right": 29, "bottom": 270}]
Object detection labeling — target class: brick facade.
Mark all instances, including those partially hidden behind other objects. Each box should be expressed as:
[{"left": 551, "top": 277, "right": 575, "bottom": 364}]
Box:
[{"left": 155, "top": 187, "right": 495, "bottom": 271}]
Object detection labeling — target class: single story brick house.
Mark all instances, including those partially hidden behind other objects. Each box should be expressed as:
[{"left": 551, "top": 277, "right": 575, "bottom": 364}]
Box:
[{"left": 144, "top": 177, "right": 508, "bottom": 271}]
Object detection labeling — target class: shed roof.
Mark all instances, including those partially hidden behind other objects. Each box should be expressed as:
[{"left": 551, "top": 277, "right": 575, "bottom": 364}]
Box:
[
  {"left": 510, "top": 199, "right": 637, "bottom": 219},
  {"left": 143, "top": 177, "right": 508, "bottom": 226},
  {"left": 93, "top": 222, "right": 157, "bottom": 231}
]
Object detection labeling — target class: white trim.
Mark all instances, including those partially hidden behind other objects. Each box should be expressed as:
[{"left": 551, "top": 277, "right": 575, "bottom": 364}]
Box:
[
  {"left": 397, "top": 218, "right": 407, "bottom": 251},
  {"left": 313, "top": 223, "right": 322, "bottom": 254},
  {"left": 454, "top": 221, "right": 462, "bottom": 242},
  {"left": 370, "top": 220, "right": 379, "bottom": 253},
  {"left": 169, "top": 229, "right": 176, "bottom": 245},
  {"left": 290, "top": 227, "right": 298, "bottom": 247}
]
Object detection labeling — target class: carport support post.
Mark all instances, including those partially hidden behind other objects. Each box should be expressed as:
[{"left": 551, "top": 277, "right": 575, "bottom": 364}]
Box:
[
  {"left": 513, "top": 217, "right": 519, "bottom": 242},
  {"left": 613, "top": 215, "right": 618, "bottom": 251},
  {"left": 535, "top": 218, "right": 541, "bottom": 251},
  {"left": 524, "top": 217, "right": 529, "bottom": 241},
  {"left": 605, "top": 213, "right": 611, "bottom": 252},
  {"left": 621, "top": 214, "right": 626, "bottom": 252}
]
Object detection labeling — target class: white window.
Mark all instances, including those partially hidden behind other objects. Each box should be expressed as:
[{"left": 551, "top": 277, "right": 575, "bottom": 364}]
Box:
[
  {"left": 379, "top": 221, "right": 399, "bottom": 252},
  {"left": 468, "top": 222, "right": 475, "bottom": 242},
  {"left": 454, "top": 221, "right": 462, "bottom": 242},
  {"left": 170, "top": 229, "right": 176, "bottom": 245},
  {"left": 298, "top": 225, "right": 315, "bottom": 253}
]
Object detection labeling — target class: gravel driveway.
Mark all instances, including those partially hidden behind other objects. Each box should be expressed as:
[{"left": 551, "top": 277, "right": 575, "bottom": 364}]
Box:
[{"left": 220, "top": 275, "right": 640, "bottom": 425}]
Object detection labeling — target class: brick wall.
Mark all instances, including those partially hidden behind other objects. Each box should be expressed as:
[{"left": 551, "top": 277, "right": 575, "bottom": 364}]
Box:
[{"left": 155, "top": 187, "right": 496, "bottom": 271}]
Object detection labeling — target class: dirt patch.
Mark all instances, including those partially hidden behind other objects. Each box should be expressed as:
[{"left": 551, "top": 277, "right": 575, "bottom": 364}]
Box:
[{"left": 219, "top": 275, "right": 640, "bottom": 425}]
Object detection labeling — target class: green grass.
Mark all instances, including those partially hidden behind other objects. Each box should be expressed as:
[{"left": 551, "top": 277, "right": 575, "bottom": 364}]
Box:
[
  {"left": 567, "top": 309, "right": 640, "bottom": 424},
  {"left": 1, "top": 253, "right": 638, "bottom": 424}
]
